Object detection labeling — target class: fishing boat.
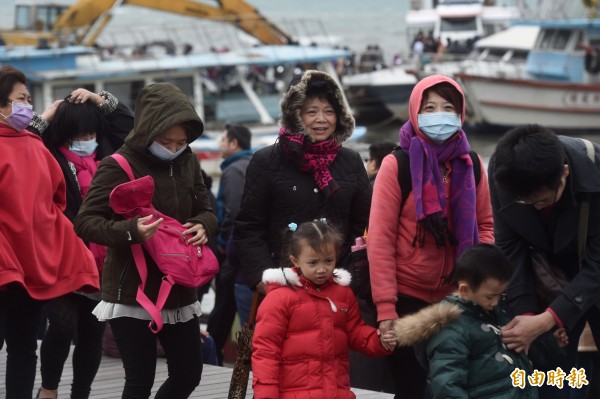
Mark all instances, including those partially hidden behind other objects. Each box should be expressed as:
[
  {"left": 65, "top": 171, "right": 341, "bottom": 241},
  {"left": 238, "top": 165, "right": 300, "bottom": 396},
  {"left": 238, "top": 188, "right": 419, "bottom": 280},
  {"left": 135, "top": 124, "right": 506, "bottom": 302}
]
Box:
[
  {"left": 456, "top": 18, "right": 600, "bottom": 133},
  {"left": 422, "top": 24, "right": 540, "bottom": 79},
  {"left": 342, "top": 67, "right": 418, "bottom": 124},
  {"left": 406, "top": 0, "right": 521, "bottom": 55}
]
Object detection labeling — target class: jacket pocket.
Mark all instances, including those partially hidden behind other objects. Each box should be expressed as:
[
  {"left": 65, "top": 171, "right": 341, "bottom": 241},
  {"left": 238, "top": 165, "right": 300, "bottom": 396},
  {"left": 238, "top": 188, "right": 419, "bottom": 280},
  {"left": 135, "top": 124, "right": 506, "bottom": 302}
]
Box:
[{"left": 280, "top": 357, "right": 308, "bottom": 390}]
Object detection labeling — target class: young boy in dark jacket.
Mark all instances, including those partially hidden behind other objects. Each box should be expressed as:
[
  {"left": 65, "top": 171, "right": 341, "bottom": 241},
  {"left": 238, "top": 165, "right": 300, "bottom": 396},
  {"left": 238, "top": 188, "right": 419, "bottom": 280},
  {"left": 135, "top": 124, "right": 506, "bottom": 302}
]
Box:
[{"left": 393, "top": 244, "right": 567, "bottom": 399}]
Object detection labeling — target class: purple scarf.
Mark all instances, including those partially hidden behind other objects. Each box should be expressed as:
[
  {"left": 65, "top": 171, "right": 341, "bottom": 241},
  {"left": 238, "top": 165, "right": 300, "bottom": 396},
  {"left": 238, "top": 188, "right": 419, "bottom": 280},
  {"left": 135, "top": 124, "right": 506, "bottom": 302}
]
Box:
[
  {"left": 399, "top": 121, "right": 479, "bottom": 258},
  {"left": 278, "top": 128, "right": 341, "bottom": 197}
]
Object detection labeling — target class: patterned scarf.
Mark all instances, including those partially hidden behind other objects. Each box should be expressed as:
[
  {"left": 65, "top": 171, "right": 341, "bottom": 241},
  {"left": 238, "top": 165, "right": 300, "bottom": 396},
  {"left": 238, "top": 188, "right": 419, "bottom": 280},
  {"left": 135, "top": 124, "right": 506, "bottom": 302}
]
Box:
[
  {"left": 278, "top": 128, "right": 341, "bottom": 197},
  {"left": 399, "top": 121, "right": 479, "bottom": 258}
]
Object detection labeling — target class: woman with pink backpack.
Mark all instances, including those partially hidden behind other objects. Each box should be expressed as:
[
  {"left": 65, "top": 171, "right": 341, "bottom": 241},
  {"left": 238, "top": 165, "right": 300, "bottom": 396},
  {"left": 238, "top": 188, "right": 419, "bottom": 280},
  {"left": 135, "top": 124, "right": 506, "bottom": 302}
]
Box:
[{"left": 75, "top": 82, "right": 218, "bottom": 399}]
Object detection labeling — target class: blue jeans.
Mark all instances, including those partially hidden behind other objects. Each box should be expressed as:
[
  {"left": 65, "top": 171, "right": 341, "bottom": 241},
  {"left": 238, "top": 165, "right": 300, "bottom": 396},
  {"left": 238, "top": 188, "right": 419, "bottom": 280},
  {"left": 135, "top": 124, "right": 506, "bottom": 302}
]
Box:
[
  {"left": 201, "top": 335, "right": 219, "bottom": 366},
  {"left": 234, "top": 283, "right": 253, "bottom": 325}
]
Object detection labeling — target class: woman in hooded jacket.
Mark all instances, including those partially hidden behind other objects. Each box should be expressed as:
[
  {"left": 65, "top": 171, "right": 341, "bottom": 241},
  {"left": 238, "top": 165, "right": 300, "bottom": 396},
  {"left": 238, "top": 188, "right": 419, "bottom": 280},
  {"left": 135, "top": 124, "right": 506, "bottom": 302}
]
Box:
[
  {"left": 233, "top": 70, "right": 371, "bottom": 294},
  {"left": 367, "top": 74, "right": 494, "bottom": 398},
  {"left": 74, "top": 82, "right": 217, "bottom": 399}
]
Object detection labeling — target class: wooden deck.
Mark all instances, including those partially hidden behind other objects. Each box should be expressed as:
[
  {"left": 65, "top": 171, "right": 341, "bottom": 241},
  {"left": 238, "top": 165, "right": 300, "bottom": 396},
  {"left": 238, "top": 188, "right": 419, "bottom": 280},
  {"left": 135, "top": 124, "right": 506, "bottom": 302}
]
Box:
[{"left": 0, "top": 344, "right": 393, "bottom": 398}]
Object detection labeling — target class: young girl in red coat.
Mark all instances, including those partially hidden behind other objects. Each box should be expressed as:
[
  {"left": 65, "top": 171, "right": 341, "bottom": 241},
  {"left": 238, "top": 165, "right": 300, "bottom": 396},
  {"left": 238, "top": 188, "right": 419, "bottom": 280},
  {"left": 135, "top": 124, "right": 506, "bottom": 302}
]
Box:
[{"left": 251, "top": 220, "right": 396, "bottom": 399}]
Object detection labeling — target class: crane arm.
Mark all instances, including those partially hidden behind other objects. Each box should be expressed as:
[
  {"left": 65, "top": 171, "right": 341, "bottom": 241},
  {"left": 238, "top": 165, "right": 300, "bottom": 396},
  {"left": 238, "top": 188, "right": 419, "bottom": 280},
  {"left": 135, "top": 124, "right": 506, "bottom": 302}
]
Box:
[{"left": 52, "top": 0, "right": 293, "bottom": 46}]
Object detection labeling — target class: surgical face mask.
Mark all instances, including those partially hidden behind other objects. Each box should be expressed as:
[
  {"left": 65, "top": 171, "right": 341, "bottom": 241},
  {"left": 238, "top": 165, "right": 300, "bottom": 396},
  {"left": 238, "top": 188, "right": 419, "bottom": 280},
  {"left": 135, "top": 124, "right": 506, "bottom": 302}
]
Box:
[
  {"left": 0, "top": 101, "right": 34, "bottom": 132},
  {"left": 417, "top": 112, "right": 461, "bottom": 144},
  {"left": 148, "top": 141, "right": 188, "bottom": 161},
  {"left": 69, "top": 138, "right": 98, "bottom": 157}
]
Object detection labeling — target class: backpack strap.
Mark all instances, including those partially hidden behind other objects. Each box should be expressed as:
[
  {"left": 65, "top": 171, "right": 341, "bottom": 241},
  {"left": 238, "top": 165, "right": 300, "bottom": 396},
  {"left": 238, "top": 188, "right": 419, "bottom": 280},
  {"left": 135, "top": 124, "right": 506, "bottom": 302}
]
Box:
[
  {"left": 111, "top": 153, "right": 135, "bottom": 180},
  {"left": 132, "top": 244, "right": 174, "bottom": 333},
  {"left": 577, "top": 138, "right": 595, "bottom": 268},
  {"left": 112, "top": 153, "right": 171, "bottom": 333},
  {"left": 393, "top": 148, "right": 481, "bottom": 211}
]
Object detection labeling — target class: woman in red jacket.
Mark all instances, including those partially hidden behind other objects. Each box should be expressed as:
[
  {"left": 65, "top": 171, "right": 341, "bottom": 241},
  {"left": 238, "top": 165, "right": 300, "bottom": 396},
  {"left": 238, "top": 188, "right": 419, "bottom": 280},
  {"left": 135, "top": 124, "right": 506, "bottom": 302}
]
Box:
[
  {"left": 252, "top": 221, "right": 396, "bottom": 399},
  {"left": 0, "top": 67, "right": 99, "bottom": 399},
  {"left": 367, "top": 74, "right": 494, "bottom": 399}
]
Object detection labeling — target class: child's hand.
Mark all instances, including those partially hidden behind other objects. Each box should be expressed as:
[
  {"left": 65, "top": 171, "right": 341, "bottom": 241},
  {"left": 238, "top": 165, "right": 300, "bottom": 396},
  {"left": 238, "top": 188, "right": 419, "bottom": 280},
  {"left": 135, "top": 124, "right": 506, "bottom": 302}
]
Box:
[
  {"left": 553, "top": 328, "right": 569, "bottom": 348},
  {"left": 379, "top": 330, "right": 397, "bottom": 351}
]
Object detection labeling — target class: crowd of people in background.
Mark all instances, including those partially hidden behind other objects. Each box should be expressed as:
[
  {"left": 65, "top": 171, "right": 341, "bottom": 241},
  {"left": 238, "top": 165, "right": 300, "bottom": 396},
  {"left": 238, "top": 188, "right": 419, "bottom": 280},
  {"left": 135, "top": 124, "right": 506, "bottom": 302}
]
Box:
[{"left": 1, "top": 61, "right": 599, "bottom": 399}]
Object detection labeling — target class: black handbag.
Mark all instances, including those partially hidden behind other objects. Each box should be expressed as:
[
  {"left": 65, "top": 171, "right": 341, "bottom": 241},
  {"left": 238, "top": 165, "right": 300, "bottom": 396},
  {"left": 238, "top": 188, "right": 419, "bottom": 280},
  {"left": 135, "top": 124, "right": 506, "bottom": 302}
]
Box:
[{"left": 530, "top": 248, "right": 570, "bottom": 308}]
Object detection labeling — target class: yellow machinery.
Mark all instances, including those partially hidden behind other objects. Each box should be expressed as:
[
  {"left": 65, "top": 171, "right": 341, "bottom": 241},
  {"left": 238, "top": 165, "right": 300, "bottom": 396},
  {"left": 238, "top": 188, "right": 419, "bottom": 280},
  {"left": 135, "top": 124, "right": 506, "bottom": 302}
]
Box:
[{"left": 0, "top": 0, "right": 293, "bottom": 47}]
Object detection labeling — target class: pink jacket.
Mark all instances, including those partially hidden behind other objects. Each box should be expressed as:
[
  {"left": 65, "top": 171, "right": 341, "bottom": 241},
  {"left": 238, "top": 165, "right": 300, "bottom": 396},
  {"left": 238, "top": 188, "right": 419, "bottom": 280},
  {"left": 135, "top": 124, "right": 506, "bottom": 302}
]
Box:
[
  {"left": 367, "top": 75, "right": 494, "bottom": 322},
  {"left": 252, "top": 267, "right": 389, "bottom": 399}
]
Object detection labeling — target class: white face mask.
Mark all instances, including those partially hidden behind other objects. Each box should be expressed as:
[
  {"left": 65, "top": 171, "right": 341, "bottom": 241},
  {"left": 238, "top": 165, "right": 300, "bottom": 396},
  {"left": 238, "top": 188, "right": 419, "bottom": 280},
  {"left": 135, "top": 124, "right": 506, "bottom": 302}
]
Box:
[
  {"left": 148, "top": 141, "right": 188, "bottom": 161},
  {"left": 69, "top": 138, "right": 98, "bottom": 157}
]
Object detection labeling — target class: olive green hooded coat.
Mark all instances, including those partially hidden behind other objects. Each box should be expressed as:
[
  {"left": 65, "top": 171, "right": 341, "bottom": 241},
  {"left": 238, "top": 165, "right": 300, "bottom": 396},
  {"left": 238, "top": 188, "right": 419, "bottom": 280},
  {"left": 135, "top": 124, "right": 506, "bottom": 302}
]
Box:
[{"left": 75, "top": 82, "right": 217, "bottom": 309}]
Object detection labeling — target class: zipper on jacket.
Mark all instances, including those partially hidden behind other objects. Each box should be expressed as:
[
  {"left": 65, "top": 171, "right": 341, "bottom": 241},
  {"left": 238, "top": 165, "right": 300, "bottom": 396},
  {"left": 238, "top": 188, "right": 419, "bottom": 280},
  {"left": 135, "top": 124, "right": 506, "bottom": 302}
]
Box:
[
  {"left": 162, "top": 253, "right": 191, "bottom": 260},
  {"left": 117, "top": 261, "right": 132, "bottom": 301},
  {"left": 169, "top": 163, "right": 173, "bottom": 177}
]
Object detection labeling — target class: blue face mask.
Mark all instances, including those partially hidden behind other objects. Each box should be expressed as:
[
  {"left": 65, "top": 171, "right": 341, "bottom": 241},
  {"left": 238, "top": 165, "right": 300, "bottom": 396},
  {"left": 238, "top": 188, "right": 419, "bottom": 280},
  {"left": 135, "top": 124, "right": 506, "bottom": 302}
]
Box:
[
  {"left": 417, "top": 112, "right": 461, "bottom": 143},
  {"left": 148, "top": 141, "right": 188, "bottom": 161},
  {"left": 69, "top": 138, "right": 98, "bottom": 157}
]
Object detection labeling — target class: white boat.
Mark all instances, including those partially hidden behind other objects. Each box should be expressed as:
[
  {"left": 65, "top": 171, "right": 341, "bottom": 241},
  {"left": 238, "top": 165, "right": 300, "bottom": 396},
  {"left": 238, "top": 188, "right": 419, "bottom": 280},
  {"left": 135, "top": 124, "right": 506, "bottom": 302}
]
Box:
[
  {"left": 422, "top": 24, "right": 540, "bottom": 79},
  {"left": 406, "top": 0, "right": 521, "bottom": 55},
  {"left": 342, "top": 67, "right": 418, "bottom": 123},
  {"left": 456, "top": 18, "right": 600, "bottom": 133}
]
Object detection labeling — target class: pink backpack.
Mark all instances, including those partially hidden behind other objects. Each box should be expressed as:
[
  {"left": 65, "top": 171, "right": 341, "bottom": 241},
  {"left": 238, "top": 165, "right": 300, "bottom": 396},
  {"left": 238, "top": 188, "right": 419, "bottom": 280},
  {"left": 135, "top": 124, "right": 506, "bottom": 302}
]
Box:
[{"left": 109, "top": 154, "right": 219, "bottom": 333}]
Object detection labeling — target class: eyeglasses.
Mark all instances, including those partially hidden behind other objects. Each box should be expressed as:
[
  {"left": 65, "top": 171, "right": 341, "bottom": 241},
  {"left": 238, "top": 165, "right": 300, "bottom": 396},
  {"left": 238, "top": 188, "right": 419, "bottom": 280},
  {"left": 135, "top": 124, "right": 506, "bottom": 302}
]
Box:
[{"left": 514, "top": 187, "right": 560, "bottom": 207}]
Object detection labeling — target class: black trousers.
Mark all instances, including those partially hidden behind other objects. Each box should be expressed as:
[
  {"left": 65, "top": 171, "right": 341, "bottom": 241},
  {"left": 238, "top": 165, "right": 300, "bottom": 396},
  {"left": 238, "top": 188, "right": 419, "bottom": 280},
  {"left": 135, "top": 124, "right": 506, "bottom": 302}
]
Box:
[
  {"left": 387, "top": 295, "right": 429, "bottom": 399},
  {"left": 109, "top": 316, "right": 203, "bottom": 399},
  {"left": 0, "top": 284, "right": 45, "bottom": 399},
  {"left": 40, "top": 293, "right": 105, "bottom": 398}
]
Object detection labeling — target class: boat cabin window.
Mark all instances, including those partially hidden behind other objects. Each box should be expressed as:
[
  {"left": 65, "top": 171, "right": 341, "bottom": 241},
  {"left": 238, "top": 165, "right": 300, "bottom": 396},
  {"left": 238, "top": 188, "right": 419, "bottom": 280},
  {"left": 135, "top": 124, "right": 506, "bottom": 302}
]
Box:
[
  {"left": 15, "top": 4, "right": 68, "bottom": 31},
  {"left": 539, "top": 29, "right": 555, "bottom": 50},
  {"left": 511, "top": 50, "right": 528, "bottom": 62},
  {"left": 553, "top": 30, "right": 571, "bottom": 50},
  {"left": 440, "top": 17, "right": 477, "bottom": 32},
  {"left": 485, "top": 49, "right": 506, "bottom": 61}
]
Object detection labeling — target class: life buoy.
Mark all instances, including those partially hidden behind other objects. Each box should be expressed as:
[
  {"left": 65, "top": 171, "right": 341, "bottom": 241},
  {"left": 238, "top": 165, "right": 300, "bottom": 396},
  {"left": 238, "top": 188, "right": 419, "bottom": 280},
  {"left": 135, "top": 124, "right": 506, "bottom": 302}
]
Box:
[{"left": 585, "top": 46, "right": 600, "bottom": 74}]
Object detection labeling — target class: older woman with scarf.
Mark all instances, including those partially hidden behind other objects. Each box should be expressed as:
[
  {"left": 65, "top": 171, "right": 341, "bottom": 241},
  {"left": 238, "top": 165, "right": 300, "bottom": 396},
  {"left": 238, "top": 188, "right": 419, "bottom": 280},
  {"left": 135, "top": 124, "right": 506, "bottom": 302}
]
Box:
[
  {"left": 234, "top": 69, "right": 371, "bottom": 294},
  {"left": 234, "top": 69, "right": 374, "bottom": 390},
  {"left": 368, "top": 74, "right": 494, "bottom": 399}
]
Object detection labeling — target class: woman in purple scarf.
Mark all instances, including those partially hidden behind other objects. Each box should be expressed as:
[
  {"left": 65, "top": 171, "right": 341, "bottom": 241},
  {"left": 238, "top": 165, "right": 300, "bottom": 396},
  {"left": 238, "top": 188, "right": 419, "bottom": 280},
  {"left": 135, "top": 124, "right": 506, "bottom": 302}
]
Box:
[{"left": 368, "top": 74, "right": 494, "bottom": 399}]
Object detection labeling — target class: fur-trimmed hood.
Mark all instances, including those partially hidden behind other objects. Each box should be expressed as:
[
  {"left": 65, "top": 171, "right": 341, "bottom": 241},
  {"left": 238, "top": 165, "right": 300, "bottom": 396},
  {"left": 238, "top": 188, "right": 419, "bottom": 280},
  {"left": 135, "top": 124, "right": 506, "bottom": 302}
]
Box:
[
  {"left": 279, "top": 70, "right": 355, "bottom": 145},
  {"left": 262, "top": 266, "right": 351, "bottom": 288},
  {"left": 393, "top": 296, "right": 463, "bottom": 347}
]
